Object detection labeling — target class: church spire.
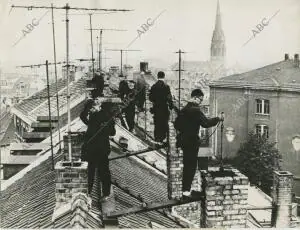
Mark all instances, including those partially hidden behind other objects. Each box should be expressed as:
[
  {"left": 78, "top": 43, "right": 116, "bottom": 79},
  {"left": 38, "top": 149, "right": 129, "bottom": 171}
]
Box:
[{"left": 211, "top": 0, "right": 226, "bottom": 64}]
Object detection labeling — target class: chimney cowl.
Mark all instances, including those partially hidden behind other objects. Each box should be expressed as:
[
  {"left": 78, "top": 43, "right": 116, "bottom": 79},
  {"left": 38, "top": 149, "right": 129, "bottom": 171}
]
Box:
[{"left": 284, "top": 53, "right": 289, "bottom": 61}]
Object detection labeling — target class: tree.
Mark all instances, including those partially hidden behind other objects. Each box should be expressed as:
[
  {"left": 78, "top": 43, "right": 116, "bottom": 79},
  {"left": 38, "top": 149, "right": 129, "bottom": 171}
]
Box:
[{"left": 231, "top": 132, "right": 282, "bottom": 195}]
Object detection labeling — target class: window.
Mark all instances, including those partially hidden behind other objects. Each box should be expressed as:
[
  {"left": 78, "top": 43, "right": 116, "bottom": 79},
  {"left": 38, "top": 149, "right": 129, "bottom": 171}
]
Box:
[
  {"left": 256, "top": 99, "right": 270, "bottom": 114},
  {"left": 256, "top": 124, "right": 269, "bottom": 138}
]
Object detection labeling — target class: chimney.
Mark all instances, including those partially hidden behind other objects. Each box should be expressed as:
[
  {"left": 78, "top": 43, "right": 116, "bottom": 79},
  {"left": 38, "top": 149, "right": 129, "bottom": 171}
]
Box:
[
  {"left": 54, "top": 161, "right": 88, "bottom": 208},
  {"left": 167, "top": 117, "right": 201, "bottom": 226},
  {"left": 284, "top": 53, "right": 289, "bottom": 61},
  {"left": 63, "top": 133, "right": 85, "bottom": 161},
  {"left": 53, "top": 133, "right": 88, "bottom": 210},
  {"left": 200, "top": 168, "right": 249, "bottom": 228},
  {"left": 294, "top": 54, "right": 299, "bottom": 67},
  {"left": 140, "top": 62, "right": 148, "bottom": 72},
  {"left": 271, "top": 171, "right": 293, "bottom": 227}
]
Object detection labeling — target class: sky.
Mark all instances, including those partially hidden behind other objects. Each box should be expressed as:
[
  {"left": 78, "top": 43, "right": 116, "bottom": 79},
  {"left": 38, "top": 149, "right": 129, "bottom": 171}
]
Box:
[{"left": 0, "top": 0, "right": 299, "bottom": 74}]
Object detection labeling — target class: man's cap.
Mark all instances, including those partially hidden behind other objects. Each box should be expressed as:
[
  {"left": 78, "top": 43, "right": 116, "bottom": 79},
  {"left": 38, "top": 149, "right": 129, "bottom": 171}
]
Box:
[
  {"left": 191, "top": 89, "right": 204, "bottom": 97},
  {"left": 157, "top": 71, "right": 165, "bottom": 79}
]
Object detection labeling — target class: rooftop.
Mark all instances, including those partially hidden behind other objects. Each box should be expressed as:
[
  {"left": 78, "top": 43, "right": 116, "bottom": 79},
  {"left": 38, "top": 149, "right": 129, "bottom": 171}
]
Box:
[{"left": 210, "top": 58, "right": 300, "bottom": 92}]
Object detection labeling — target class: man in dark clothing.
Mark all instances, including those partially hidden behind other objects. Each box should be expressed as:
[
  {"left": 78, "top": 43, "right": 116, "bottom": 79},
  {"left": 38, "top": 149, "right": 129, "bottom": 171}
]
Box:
[
  {"left": 135, "top": 71, "right": 147, "bottom": 112},
  {"left": 118, "top": 76, "right": 136, "bottom": 132},
  {"left": 80, "top": 100, "right": 116, "bottom": 198},
  {"left": 91, "top": 72, "right": 105, "bottom": 97},
  {"left": 149, "top": 71, "right": 173, "bottom": 143},
  {"left": 174, "top": 89, "right": 223, "bottom": 197}
]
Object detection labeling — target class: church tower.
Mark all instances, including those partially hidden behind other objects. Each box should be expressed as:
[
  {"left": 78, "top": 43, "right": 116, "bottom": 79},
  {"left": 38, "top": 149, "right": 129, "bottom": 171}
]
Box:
[{"left": 210, "top": 0, "right": 226, "bottom": 65}]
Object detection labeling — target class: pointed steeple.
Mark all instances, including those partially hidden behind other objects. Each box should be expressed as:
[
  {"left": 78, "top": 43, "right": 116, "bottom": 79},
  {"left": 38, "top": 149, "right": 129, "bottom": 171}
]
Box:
[
  {"left": 211, "top": 0, "right": 226, "bottom": 64},
  {"left": 215, "top": 0, "right": 222, "bottom": 31}
]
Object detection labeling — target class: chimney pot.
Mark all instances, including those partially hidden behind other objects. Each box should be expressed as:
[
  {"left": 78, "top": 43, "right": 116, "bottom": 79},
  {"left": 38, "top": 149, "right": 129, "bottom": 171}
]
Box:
[{"left": 284, "top": 54, "right": 289, "bottom": 61}]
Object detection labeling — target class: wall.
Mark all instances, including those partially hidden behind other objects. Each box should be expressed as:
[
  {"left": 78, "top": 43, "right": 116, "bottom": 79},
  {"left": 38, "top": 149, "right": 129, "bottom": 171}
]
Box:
[
  {"left": 3, "top": 164, "right": 27, "bottom": 179},
  {"left": 210, "top": 86, "right": 300, "bottom": 196}
]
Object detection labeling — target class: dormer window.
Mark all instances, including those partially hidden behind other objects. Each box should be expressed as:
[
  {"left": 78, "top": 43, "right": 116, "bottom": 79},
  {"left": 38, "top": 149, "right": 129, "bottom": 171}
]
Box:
[{"left": 256, "top": 99, "right": 270, "bottom": 115}]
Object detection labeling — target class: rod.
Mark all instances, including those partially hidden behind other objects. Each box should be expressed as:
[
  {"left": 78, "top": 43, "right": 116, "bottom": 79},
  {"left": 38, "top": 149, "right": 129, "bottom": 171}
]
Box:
[
  {"left": 51, "top": 3, "right": 61, "bottom": 151},
  {"left": 46, "top": 60, "right": 54, "bottom": 170},
  {"left": 11, "top": 5, "right": 132, "bottom": 12},
  {"left": 120, "top": 50, "right": 123, "bottom": 75},
  {"left": 220, "top": 120, "right": 224, "bottom": 170},
  {"left": 144, "top": 92, "right": 147, "bottom": 139},
  {"left": 178, "top": 49, "right": 182, "bottom": 111},
  {"left": 89, "top": 14, "right": 95, "bottom": 77},
  {"left": 96, "top": 36, "right": 99, "bottom": 70},
  {"left": 109, "top": 146, "right": 166, "bottom": 161},
  {"left": 66, "top": 3, "right": 72, "bottom": 163},
  {"left": 99, "top": 29, "right": 103, "bottom": 72}
]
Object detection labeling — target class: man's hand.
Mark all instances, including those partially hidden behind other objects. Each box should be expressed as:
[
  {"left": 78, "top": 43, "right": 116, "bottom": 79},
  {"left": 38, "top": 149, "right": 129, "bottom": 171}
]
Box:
[{"left": 218, "top": 112, "right": 225, "bottom": 121}]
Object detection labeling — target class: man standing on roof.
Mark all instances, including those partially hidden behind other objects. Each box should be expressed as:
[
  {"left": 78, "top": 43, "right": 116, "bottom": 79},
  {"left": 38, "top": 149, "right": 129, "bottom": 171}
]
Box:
[
  {"left": 149, "top": 71, "right": 173, "bottom": 144},
  {"left": 92, "top": 72, "right": 105, "bottom": 97},
  {"left": 135, "top": 71, "right": 147, "bottom": 112},
  {"left": 118, "top": 75, "right": 136, "bottom": 132},
  {"left": 80, "top": 99, "right": 116, "bottom": 200},
  {"left": 174, "top": 89, "right": 224, "bottom": 197}
]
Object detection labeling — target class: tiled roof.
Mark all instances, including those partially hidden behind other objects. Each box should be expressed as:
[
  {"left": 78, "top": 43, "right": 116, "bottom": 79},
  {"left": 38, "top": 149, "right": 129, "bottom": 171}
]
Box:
[
  {"left": 0, "top": 124, "right": 183, "bottom": 228},
  {"left": 0, "top": 112, "right": 16, "bottom": 146},
  {"left": 210, "top": 59, "right": 300, "bottom": 91},
  {"left": 14, "top": 78, "right": 67, "bottom": 116},
  {"left": 12, "top": 77, "right": 86, "bottom": 124}
]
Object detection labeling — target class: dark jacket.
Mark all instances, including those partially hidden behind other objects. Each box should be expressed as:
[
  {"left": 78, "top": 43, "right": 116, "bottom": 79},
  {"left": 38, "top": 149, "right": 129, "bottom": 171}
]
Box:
[
  {"left": 80, "top": 99, "right": 94, "bottom": 125},
  {"left": 119, "top": 80, "right": 130, "bottom": 100},
  {"left": 174, "top": 102, "right": 220, "bottom": 144},
  {"left": 82, "top": 109, "right": 116, "bottom": 162},
  {"left": 149, "top": 80, "right": 173, "bottom": 111}
]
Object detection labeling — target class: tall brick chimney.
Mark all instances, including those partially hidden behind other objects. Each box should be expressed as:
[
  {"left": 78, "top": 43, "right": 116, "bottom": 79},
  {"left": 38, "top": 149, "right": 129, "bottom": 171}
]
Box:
[
  {"left": 52, "top": 133, "right": 90, "bottom": 226},
  {"left": 167, "top": 121, "right": 183, "bottom": 200},
  {"left": 271, "top": 171, "right": 294, "bottom": 227},
  {"left": 167, "top": 120, "right": 202, "bottom": 226}
]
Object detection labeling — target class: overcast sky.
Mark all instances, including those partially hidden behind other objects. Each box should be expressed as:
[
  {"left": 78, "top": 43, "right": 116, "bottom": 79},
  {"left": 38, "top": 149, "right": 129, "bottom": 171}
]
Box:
[{"left": 0, "top": 0, "right": 299, "bottom": 73}]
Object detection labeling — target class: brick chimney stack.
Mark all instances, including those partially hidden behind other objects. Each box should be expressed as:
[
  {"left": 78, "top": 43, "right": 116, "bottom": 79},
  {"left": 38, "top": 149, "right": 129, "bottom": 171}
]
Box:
[
  {"left": 200, "top": 168, "right": 249, "bottom": 228},
  {"left": 271, "top": 171, "right": 294, "bottom": 227},
  {"left": 167, "top": 119, "right": 202, "bottom": 226},
  {"left": 167, "top": 121, "right": 183, "bottom": 200},
  {"left": 54, "top": 161, "right": 88, "bottom": 208},
  {"left": 294, "top": 54, "right": 299, "bottom": 67}
]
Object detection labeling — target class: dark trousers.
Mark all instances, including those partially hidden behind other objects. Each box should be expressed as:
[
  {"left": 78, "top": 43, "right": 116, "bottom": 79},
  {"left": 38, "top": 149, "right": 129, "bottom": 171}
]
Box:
[
  {"left": 125, "top": 107, "right": 135, "bottom": 132},
  {"left": 153, "top": 112, "right": 169, "bottom": 142},
  {"left": 88, "top": 157, "right": 111, "bottom": 196},
  {"left": 136, "top": 91, "right": 146, "bottom": 111},
  {"left": 182, "top": 142, "right": 199, "bottom": 192}
]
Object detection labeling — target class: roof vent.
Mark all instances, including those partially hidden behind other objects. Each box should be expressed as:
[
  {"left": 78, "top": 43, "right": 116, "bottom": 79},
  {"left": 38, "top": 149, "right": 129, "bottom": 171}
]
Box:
[
  {"left": 276, "top": 67, "right": 281, "bottom": 71},
  {"left": 292, "top": 80, "right": 296, "bottom": 83}
]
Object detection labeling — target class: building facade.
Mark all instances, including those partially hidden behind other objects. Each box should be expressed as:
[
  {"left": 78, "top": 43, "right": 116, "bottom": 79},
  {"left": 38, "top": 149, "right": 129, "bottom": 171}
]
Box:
[{"left": 210, "top": 54, "right": 300, "bottom": 196}]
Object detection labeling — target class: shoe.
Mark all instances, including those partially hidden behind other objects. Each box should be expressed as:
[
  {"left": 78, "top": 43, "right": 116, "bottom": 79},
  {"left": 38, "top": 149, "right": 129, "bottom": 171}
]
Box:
[
  {"left": 101, "top": 195, "right": 110, "bottom": 202},
  {"left": 182, "top": 191, "right": 191, "bottom": 197}
]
